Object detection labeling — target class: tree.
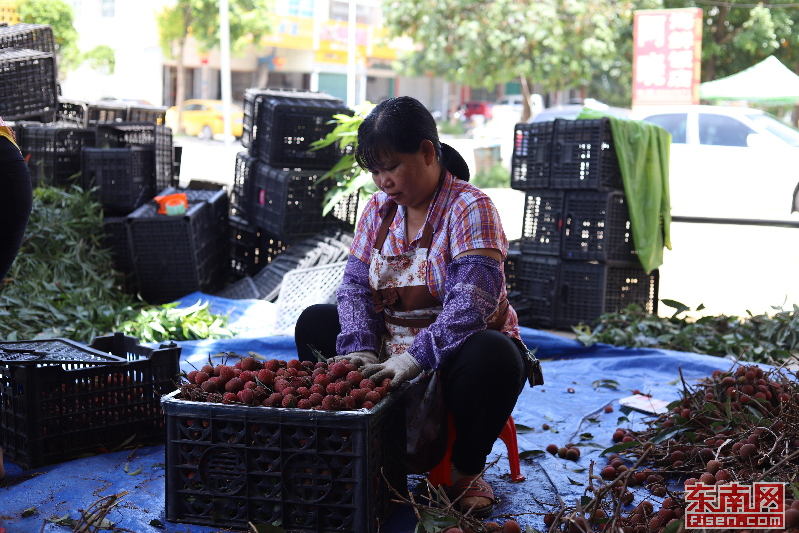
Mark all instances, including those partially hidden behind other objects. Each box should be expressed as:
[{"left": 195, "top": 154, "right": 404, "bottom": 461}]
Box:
[
  {"left": 16, "top": 0, "right": 80, "bottom": 75},
  {"left": 383, "top": 0, "right": 646, "bottom": 121},
  {"left": 157, "top": 0, "right": 275, "bottom": 133},
  {"left": 664, "top": 0, "right": 789, "bottom": 82}
]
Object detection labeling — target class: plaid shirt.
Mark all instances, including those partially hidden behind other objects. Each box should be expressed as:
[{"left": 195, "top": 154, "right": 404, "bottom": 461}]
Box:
[{"left": 350, "top": 170, "right": 520, "bottom": 338}]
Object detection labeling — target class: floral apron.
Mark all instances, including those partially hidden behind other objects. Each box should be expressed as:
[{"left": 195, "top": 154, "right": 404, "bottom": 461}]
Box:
[{"left": 368, "top": 202, "right": 510, "bottom": 473}]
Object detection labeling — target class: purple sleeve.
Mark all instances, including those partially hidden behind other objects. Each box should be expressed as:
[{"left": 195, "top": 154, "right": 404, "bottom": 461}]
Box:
[
  {"left": 335, "top": 255, "right": 384, "bottom": 355},
  {"left": 408, "top": 254, "right": 504, "bottom": 370}
]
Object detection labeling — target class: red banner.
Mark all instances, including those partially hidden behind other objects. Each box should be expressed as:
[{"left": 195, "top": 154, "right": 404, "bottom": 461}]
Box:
[{"left": 633, "top": 8, "right": 702, "bottom": 107}]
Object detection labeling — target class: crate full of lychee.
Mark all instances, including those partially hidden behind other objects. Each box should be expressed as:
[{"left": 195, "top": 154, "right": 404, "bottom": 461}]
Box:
[{"left": 161, "top": 357, "right": 406, "bottom": 532}]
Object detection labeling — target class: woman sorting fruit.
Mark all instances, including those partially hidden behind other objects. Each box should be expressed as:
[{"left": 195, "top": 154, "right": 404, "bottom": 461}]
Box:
[
  {"left": 0, "top": 116, "right": 33, "bottom": 479},
  {"left": 295, "top": 96, "right": 530, "bottom": 518}
]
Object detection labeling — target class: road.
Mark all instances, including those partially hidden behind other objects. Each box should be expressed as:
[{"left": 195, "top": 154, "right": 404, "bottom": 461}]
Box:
[{"left": 173, "top": 129, "right": 799, "bottom": 320}]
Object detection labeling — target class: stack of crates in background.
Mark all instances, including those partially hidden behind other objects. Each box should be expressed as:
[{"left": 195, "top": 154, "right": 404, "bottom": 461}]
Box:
[
  {"left": 0, "top": 333, "right": 181, "bottom": 470},
  {"left": 223, "top": 88, "right": 357, "bottom": 297},
  {"left": 0, "top": 23, "right": 58, "bottom": 122},
  {"left": 126, "top": 187, "right": 229, "bottom": 303},
  {"left": 511, "top": 117, "right": 659, "bottom": 328}
]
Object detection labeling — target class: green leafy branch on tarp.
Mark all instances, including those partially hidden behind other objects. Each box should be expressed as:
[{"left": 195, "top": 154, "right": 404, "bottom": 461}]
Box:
[{"left": 573, "top": 301, "right": 799, "bottom": 364}]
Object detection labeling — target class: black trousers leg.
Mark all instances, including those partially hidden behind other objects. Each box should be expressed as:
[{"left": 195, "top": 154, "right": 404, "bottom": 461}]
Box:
[
  {"left": 439, "top": 330, "right": 526, "bottom": 476},
  {"left": 0, "top": 137, "right": 33, "bottom": 280},
  {"left": 294, "top": 304, "right": 341, "bottom": 363}
]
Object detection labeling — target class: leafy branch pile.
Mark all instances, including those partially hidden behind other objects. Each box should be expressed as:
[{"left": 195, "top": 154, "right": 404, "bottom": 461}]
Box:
[
  {"left": 0, "top": 186, "right": 233, "bottom": 343},
  {"left": 548, "top": 363, "right": 799, "bottom": 533},
  {"left": 573, "top": 301, "right": 799, "bottom": 364}
]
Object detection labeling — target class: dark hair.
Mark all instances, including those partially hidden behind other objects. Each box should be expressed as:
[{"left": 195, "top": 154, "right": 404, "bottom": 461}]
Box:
[{"left": 356, "top": 96, "right": 469, "bottom": 181}]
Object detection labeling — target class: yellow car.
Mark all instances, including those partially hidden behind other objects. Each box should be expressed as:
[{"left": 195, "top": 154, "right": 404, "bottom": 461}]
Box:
[{"left": 165, "top": 99, "right": 244, "bottom": 139}]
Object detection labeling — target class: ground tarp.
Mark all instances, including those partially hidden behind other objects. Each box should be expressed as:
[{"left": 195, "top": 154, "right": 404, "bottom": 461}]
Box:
[
  {"left": 0, "top": 294, "right": 752, "bottom": 533},
  {"left": 700, "top": 55, "right": 799, "bottom": 105}
]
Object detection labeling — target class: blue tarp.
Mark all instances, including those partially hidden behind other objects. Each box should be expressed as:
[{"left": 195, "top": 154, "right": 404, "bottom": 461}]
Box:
[{"left": 0, "top": 294, "right": 745, "bottom": 532}]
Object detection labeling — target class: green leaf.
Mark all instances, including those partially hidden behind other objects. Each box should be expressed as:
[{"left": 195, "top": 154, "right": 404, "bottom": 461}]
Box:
[
  {"left": 22, "top": 507, "right": 37, "bottom": 517},
  {"left": 600, "top": 441, "right": 639, "bottom": 456},
  {"left": 567, "top": 467, "right": 587, "bottom": 473},
  {"left": 651, "top": 427, "right": 686, "bottom": 444},
  {"left": 662, "top": 520, "right": 683, "bottom": 533},
  {"left": 127, "top": 466, "right": 143, "bottom": 476},
  {"left": 150, "top": 519, "right": 165, "bottom": 528},
  {"left": 617, "top": 416, "right": 629, "bottom": 424},
  {"left": 514, "top": 424, "right": 536, "bottom": 433},
  {"left": 417, "top": 510, "right": 458, "bottom": 531},
  {"left": 519, "top": 450, "right": 546, "bottom": 459},
  {"left": 579, "top": 432, "right": 594, "bottom": 440},
  {"left": 567, "top": 477, "right": 584, "bottom": 486},
  {"left": 592, "top": 379, "right": 619, "bottom": 390}
]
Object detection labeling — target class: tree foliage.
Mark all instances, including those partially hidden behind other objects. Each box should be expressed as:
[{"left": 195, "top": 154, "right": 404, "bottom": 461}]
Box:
[
  {"left": 385, "top": 0, "right": 799, "bottom": 110},
  {"left": 664, "top": 0, "right": 795, "bottom": 82},
  {"left": 156, "top": 0, "right": 275, "bottom": 132},
  {"left": 16, "top": 0, "right": 80, "bottom": 73}
]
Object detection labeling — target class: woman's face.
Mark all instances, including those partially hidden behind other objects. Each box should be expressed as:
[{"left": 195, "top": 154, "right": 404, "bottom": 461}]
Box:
[{"left": 369, "top": 140, "right": 440, "bottom": 211}]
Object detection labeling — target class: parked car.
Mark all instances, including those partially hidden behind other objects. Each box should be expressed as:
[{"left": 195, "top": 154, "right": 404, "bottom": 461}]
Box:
[
  {"left": 165, "top": 99, "right": 244, "bottom": 139},
  {"left": 460, "top": 100, "right": 494, "bottom": 121},
  {"left": 528, "top": 101, "right": 632, "bottom": 123},
  {"left": 631, "top": 105, "right": 799, "bottom": 220},
  {"left": 494, "top": 93, "right": 544, "bottom": 121}
]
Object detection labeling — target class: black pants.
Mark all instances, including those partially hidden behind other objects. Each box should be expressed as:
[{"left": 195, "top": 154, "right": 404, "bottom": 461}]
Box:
[
  {"left": 295, "top": 303, "right": 527, "bottom": 476},
  {"left": 0, "top": 137, "right": 32, "bottom": 280}
]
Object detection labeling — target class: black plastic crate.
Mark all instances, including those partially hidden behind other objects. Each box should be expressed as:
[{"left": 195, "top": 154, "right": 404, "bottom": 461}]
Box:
[
  {"left": 0, "top": 23, "right": 55, "bottom": 53},
  {"left": 103, "top": 215, "right": 134, "bottom": 273},
  {"left": 17, "top": 124, "right": 95, "bottom": 186},
  {"left": 511, "top": 121, "right": 554, "bottom": 190},
  {"left": 56, "top": 97, "right": 89, "bottom": 127},
  {"left": 86, "top": 102, "right": 128, "bottom": 125},
  {"left": 504, "top": 239, "right": 521, "bottom": 294},
  {"left": 83, "top": 146, "right": 156, "bottom": 214},
  {"left": 252, "top": 164, "right": 358, "bottom": 241},
  {"left": 516, "top": 254, "right": 560, "bottom": 328},
  {"left": 215, "top": 275, "right": 260, "bottom": 300},
  {"left": 96, "top": 122, "right": 175, "bottom": 189},
  {"left": 252, "top": 91, "right": 351, "bottom": 168},
  {"left": 228, "top": 217, "right": 289, "bottom": 279},
  {"left": 127, "top": 104, "right": 167, "bottom": 125},
  {"left": 521, "top": 189, "right": 564, "bottom": 256},
  {"left": 550, "top": 118, "right": 623, "bottom": 191},
  {"left": 556, "top": 262, "right": 659, "bottom": 328},
  {"left": 0, "top": 48, "right": 58, "bottom": 121},
  {"left": 231, "top": 151, "right": 258, "bottom": 219},
  {"left": 562, "top": 191, "right": 637, "bottom": 263},
  {"left": 0, "top": 333, "right": 181, "bottom": 470},
  {"left": 161, "top": 387, "right": 405, "bottom": 532},
  {"left": 126, "top": 187, "right": 229, "bottom": 303}
]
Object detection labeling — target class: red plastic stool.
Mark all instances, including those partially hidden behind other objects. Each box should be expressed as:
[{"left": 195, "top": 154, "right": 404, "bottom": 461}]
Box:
[{"left": 428, "top": 413, "right": 525, "bottom": 486}]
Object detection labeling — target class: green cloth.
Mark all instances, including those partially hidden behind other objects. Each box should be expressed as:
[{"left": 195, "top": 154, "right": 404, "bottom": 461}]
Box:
[{"left": 577, "top": 109, "right": 672, "bottom": 273}]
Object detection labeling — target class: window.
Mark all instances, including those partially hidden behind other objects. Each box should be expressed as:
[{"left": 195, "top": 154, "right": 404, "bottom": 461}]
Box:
[
  {"left": 330, "top": 1, "right": 374, "bottom": 24},
  {"left": 72, "top": 0, "right": 82, "bottom": 18},
  {"left": 643, "top": 113, "right": 688, "bottom": 144},
  {"left": 184, "top": 103, "right": 204, "bottom": 111},
  {"left": 698, "top": 114, "right": 754, "bottom": 147},
  {"left": 745, "top": 113, "right": 799, "bottom": 147},
  {"left": 100, "top": 0, "right": 114, "bottom": 17}
]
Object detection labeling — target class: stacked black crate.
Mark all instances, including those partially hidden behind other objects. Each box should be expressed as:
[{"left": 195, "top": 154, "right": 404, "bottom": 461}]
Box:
[
  {"left": 511, "top": 118, "right": 659, "bottom": 329},
  {"left": 126, "top": 187, "right": 229, "bottom": 303},
  {"left": 225, "top": 88, "right": 356, "bottom": 298},
  {"left": 88, "top": 122, "right": 176, "bottom": 275},
  {"left": 0, "top": 24, "right": 58, "bottom": 122}
]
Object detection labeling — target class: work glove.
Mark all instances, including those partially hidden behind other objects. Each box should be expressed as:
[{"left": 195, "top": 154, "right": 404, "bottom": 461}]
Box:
[
  {"left": 361, "top": 352, "right": 422, "bottom": 388},
  {"left": 327, "top": 350, "right": 379, "bottom": 367}
]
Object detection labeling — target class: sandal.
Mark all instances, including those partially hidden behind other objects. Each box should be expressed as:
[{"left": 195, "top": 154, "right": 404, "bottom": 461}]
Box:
[{"left": 450, "top": 476, "right": 497, "bottom": 518}]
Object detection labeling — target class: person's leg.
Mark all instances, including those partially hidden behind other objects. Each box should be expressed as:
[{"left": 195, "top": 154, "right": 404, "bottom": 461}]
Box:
[
  {"left": 0, "top": 137, "right": 33, "bottom": 281},
  {"left": 294, "top": 304, "right": 341, "bottom": 363},
  {"left": 439, "top": 330, "right": 526, "bottom": 512}
]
